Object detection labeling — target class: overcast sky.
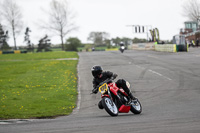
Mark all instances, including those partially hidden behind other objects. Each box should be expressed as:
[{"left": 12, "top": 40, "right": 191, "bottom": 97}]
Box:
[{"left": 1, "top": 0, "right": 190, "bottom": 46}]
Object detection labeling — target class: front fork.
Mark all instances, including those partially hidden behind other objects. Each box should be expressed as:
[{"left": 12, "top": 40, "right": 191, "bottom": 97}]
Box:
[{"left": 101, "top": 88, "right": 115, "bottom": 106}]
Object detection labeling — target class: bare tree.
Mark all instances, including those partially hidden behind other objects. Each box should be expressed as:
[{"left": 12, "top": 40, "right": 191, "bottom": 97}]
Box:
[
  {"left": 42, "top": 0, "right": 78, "bottom": 50},
  {"left": 182, "top": 0, "right": 200, "bottom": 25},
  {"left": 88, "top": 32, "right": 110, "bottom": 46},
  {"left": 0, "top": 0, "right": 23, "bottom": 50}
]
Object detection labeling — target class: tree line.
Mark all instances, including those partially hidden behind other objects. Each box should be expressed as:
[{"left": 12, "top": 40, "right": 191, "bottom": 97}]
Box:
[
  {"left": 0, "top": 0, "right": 77, "bottom": 51},
  {"left": 65, "top": 34, "right": 150, "bottom": 52},
  {"left": 0, "top": 0, "right": 199, "bottom": 51}
]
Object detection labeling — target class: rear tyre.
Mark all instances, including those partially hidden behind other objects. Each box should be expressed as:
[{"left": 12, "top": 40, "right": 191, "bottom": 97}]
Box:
[
  {"left": 102, "top": 97, "right": 118, "bottom": 116},
  {"left": 130, "top": 99, "right": 142, "bottom": 114}
]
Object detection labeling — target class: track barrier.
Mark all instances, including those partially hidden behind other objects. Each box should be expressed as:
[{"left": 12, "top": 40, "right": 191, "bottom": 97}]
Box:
[
  {"left": 130, "top": 43, "right": 188, "bottom": 52},
  {"left": 0, "top": 50, "right": 27, "bottom": 54}
]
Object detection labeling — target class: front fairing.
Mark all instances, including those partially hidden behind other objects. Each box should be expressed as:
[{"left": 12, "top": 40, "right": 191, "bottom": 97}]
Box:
[{"left": 108, "top": 83, "right": 119, "bottom": 96}]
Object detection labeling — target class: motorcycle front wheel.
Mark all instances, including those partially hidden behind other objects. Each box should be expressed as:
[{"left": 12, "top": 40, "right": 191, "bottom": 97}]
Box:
[{"left": 102, "top": 97, "right": 118, "bottom": 116}]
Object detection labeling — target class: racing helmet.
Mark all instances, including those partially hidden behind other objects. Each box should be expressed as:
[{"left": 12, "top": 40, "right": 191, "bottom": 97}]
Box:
[
  {"left": 120, "top": 41, "right": 124, "bottom": 46},
  {"left": 91, "top": 66, "right": 103, "bottom": 77}
]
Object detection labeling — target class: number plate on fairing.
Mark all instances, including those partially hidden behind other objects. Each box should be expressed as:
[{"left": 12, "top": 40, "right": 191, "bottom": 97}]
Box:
[{"left": 98, "top": 83, "right": 108, "bottom": 94}]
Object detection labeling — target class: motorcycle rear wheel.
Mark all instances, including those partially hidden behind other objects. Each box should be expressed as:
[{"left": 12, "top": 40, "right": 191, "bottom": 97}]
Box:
[
  {"left": 130, "top": 99, "right": 142, "bottom": 114},
  {"left": 102, "top": 97, "right": 118, "bottom": 116}
]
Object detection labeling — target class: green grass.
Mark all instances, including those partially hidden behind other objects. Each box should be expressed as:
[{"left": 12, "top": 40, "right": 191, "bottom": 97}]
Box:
[
  {"left": 0, "top": 51, "right": 78, "bottom": 61},
  {"left": 0, "top": 51, "right": 78, "bottom": 119}
]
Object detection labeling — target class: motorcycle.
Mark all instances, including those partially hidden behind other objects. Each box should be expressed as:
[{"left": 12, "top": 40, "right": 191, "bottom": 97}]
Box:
[
  {"left": 91, "top": 78, "right": 142, "bottom": 116},
  {"left": 119, "top": 46, "right": 125, "bottom": 53}
]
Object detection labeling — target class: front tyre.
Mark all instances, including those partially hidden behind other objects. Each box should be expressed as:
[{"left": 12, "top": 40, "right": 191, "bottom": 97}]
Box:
[
  {"left": 130, "top": 99, "right": 142, "bottom": 114},
  {"left": 102, "top": 97, "right": 118, "bottom": 116}
]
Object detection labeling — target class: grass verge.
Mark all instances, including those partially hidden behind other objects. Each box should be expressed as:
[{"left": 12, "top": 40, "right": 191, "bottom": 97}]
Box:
[{"left": 0, "top": 51, "right": 78, "bottom": 119}]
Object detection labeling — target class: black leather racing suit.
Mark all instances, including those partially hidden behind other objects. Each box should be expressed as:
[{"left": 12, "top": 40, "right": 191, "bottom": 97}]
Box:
[{"left": 92, "top": 71, "right": 132, "bottom": 96}]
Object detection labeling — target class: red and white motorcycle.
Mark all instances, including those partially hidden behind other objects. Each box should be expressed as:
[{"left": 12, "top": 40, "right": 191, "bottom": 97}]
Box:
[{"left": 92, "top": 78, "right": 142, "bottom": 116}]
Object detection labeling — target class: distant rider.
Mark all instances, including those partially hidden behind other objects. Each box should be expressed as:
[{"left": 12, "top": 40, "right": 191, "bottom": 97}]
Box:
[{"left": 119, "top": 41, "right": 125, "bottom": 47}]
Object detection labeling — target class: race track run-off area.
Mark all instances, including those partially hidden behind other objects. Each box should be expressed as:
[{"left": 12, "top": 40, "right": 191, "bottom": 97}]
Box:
[{"left": 1, "top": 48, "right": 200, "bottom": 133}]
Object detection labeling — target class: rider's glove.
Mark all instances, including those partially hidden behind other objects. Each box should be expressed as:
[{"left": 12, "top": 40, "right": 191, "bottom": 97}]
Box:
[{"left": 92, "top": 88, "right": 98, "bottom": 94}]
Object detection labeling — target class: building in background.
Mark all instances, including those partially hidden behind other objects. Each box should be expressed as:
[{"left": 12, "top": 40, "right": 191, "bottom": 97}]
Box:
[{"left": 180, "top": 21, "right": 200, "bottom": 45}]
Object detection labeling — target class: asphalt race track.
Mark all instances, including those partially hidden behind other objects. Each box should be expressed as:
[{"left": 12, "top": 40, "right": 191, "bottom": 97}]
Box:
[{"left": 1, "top": 48, "right": 200, "bottom": 133}]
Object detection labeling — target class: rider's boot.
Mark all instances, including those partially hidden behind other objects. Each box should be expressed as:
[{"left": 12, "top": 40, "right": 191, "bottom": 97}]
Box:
[
  {"left": 128, "top": 92, "right": 137, "bottom": 104},
  {"left": 129, "top": 93, "right": 136, "bottom": 100}
]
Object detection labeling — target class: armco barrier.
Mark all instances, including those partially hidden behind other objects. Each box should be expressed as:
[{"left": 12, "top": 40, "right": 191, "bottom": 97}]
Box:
[
  {"left": 0, "top": 50, "right": 27, "bottom": 54},
  {"left": 3, "top": 51, "right": 14, "bottom": 54},
  {"left": 21, "top": 51, "right": 27, "bottom": 53},
  {"left": 14, "top": 50, "right": 21, "bottom": 54},
  {"left": 155, "top": 44, "right": 176, "bottom": 52}
]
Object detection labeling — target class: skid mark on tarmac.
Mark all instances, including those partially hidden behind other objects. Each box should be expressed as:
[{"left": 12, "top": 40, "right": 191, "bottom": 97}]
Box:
[
  {"left": 148, "top": 69, "right": 172, "bottom": 81},
  {"left": 135, "top": 64, "right": 172, "bottom": 81}
]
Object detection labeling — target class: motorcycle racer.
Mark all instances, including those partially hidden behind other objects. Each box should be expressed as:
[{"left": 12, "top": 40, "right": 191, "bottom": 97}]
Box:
[
  {"left": 119, "top": 42, "right": 125, "bottom": 53},
  {"left": 91, "top": 66, "right": 136, "bottom": 103}
]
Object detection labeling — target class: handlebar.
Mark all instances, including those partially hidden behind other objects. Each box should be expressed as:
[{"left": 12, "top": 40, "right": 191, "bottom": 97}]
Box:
[
  {"left": 90, "top": 76, "right": 116, "bottom": 94},
  {"left": 98, "top": 78, "right": 114, "bottom": 86}
]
